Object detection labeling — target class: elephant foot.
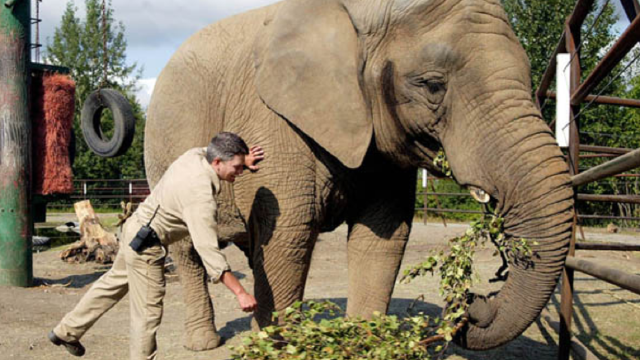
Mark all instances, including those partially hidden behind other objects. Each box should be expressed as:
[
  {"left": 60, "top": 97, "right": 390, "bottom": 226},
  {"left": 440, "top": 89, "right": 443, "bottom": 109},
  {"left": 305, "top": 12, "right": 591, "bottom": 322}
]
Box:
[{"left": 183, "top": 329, "right": 222, "bottom": 352}]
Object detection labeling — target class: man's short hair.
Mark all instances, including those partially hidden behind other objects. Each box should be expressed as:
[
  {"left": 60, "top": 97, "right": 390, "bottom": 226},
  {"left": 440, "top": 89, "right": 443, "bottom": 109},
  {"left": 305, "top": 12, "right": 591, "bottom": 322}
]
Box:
[{"left": 206, "top": 132, "right": 249, "bottom": 163}]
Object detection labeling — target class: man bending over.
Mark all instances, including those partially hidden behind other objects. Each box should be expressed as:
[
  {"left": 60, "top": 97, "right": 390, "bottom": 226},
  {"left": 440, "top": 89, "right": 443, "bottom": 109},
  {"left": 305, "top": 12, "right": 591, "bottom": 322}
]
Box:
[{"left": 49, "top": 132, "right": 263, "bottom": 359}]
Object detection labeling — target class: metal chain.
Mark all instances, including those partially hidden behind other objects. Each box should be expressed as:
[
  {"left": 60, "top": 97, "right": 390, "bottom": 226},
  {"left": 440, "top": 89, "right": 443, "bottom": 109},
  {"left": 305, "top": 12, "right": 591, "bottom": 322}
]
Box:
[
  {"left": 35, "top": 0, "right": 41, "bottom": 62},
  {"left": 98, "top": 0, "right": 108, "bottom": 91}
]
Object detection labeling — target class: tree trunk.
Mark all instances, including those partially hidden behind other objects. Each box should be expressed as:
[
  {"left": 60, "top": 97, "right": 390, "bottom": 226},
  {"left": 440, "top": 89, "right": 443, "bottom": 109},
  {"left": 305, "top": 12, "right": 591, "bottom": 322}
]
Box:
[{"left": 59, "top": 200, "right": 119, "bottom": 264}]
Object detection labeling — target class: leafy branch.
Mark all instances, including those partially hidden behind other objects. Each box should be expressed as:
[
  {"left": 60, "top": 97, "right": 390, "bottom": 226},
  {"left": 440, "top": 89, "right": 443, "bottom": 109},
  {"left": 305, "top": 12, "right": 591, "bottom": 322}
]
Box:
[
  {"left": 232, "top": 208, "right": 536, "bottom": 359},
  {"left": 233, "top": 151, "right": 536, "bottom": 359},
  {"left": 433, "top": 150, "right": 452, "bottom": 177}
]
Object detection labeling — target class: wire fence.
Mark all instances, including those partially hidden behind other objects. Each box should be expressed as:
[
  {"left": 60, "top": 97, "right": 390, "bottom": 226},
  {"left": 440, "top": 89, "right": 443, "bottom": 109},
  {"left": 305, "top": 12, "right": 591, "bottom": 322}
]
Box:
[
  {"left": 416, "top": 177, "right": 640, "bottom": 228},
  {"left": 45, "top": 177, "right": 640, "bottom": 228},
  {"left": 46, "top": 179, "right": 150, "bottom": 212}
]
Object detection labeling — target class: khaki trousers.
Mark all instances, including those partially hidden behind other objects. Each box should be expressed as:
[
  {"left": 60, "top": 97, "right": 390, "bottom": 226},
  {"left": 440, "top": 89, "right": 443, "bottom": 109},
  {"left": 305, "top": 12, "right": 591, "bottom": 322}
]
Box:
[{"left": 53, "top": 217, "right": 167, "bottom": 360}]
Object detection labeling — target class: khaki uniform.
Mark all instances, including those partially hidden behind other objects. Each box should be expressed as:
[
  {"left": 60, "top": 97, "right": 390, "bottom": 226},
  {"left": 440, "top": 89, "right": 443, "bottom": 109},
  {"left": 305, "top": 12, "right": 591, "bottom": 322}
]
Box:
[{"left": 53, "top": 148, "right": 230, "bottom": 360}]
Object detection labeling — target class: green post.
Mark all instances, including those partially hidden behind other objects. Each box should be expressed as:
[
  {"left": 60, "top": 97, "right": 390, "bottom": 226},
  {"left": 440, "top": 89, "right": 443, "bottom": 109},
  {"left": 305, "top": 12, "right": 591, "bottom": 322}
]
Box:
[{"left": 0, "top": 0, "right": 32, "bottom": 287}]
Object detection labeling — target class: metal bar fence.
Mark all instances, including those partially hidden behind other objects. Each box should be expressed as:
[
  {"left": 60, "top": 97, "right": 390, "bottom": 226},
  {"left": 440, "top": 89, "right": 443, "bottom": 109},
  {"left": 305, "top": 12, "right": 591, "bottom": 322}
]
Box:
[
  {"left": 46, "top": 179, "right": 150, "bottom": 212},
  {"left": 417, "top": 177, "right": 640, "bottom": 225},
  {"left": 419, "top": 1, "right": 640, "bottom": 354},
  {"left": 533, "top": 1, "right": 640, "bottom": 359}
]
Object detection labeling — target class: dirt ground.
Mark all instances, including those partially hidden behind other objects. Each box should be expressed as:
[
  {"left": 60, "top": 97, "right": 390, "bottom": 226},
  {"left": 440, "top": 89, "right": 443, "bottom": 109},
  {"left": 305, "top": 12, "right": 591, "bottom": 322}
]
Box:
[{"left": 0, "top": 216, "right": 639, "bottom": 360}]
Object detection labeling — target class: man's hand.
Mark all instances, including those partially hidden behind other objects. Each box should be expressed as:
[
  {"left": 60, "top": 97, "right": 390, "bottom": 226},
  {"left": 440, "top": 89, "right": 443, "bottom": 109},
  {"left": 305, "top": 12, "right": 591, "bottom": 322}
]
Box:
[
  {"left": 220, "top": 271, "right": 258, "bottom": 312},
  {"left": 237, "top": 292, "right": 258, "bottom": 312},
  {"left": 245, "top": 145, "right": 265, "bottom": 171}
]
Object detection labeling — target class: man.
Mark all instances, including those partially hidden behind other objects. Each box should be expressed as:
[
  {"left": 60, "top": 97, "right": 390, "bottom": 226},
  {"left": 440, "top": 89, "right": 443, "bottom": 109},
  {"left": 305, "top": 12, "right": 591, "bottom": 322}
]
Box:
[{"left": 49, "top": 132, "right": 263, "bottom": 359}]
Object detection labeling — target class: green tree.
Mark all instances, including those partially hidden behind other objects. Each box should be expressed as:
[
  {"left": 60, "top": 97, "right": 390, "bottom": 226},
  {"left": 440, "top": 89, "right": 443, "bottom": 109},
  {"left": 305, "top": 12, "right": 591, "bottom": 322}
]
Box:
[
  {"left": 500, "top": 1, "right": 640, "bottom": 226},
  {"left": 46, "top": 0, "right": 145, "bottom": 180},
  {"left": 501, "top": 0, "right": 620, "bottom": 105}
]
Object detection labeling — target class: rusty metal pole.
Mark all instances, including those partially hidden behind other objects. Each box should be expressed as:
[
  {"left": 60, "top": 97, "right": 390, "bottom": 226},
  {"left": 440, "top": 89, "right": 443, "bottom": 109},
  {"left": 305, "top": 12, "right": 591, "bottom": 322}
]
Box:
[
  {"left": 558, "top": 20, "right": 581, "bottom": 360},
  {"left": 571, "top": 13, "right": 640, "bottom": 106},
  {"left": 0, "top": 0, "right": 32, "bottom": 287},
  {"left": 572, "top": 147, "right": 640, "bottom": 186},
  {"left": 565, "top": 257, "right": 640, "bottom": 295},
  {"left": 619, "top": 0, "right": 639, "bottom": 22}
]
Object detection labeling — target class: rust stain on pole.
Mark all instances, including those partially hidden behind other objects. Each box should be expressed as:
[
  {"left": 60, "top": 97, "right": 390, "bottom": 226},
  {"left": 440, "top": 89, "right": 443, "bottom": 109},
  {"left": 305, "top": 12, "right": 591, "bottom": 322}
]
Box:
[{"left": 0, "top": 0, "right": 32, "bottom": 287}]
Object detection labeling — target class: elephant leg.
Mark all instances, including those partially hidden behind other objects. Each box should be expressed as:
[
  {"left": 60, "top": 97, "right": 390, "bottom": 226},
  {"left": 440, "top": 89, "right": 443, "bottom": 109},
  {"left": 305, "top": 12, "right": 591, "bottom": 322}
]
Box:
[
  {"left": 173, "top": 237, "right": 221, "bottom": 351},
  {"left": 251, "top": 225, "right": 318, "bottom": 328},
  {"left": 346, "top": 174, "right": 416, "bottom": 318},
  {"left": 346, "top": 220, "right": 410, "bottom": 317}
]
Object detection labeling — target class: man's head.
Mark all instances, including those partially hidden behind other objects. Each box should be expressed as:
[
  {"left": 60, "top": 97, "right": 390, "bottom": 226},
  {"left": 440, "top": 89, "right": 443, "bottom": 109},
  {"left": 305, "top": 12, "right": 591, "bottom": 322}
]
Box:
[{"left": 206, "top": 132, "right": 249, "bottom": 183}]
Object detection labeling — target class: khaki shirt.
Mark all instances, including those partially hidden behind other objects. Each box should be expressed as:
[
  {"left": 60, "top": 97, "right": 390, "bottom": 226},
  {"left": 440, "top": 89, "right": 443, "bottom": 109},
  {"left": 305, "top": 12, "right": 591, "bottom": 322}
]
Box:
[{"left": 134, "top": 147, "right": 230, "bottom": 283}]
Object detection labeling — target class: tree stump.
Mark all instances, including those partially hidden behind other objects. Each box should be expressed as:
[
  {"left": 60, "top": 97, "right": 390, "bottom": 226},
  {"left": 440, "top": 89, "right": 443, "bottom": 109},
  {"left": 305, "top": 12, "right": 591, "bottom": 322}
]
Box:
[{"left": 59, "top": 200, "right": 119, "bottom": 264}]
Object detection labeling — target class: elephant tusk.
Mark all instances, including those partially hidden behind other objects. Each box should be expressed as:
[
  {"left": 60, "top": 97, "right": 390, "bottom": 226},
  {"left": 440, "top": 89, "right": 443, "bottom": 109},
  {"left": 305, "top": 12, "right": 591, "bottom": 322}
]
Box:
[{"left": 470, "top": 187, "right": 490, "bottom": 203}]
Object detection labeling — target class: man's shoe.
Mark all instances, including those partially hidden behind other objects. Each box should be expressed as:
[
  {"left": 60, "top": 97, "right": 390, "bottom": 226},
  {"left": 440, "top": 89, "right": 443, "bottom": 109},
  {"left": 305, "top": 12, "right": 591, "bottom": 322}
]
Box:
[{"left": 48, "top": 330, "right": 85, "bottom": 357}]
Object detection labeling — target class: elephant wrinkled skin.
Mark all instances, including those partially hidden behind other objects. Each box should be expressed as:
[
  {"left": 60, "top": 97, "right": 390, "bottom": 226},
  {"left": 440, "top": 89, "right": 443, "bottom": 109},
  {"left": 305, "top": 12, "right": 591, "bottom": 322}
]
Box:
[{"left": 145, "top": 0, "right": 574, "bottom": 350}]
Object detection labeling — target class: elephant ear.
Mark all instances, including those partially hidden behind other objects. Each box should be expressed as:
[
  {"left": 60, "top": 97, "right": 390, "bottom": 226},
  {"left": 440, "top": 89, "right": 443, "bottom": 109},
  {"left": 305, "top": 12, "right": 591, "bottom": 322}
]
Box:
[{"left": 254, "top": 0, "right": 371, "bottom": 169}]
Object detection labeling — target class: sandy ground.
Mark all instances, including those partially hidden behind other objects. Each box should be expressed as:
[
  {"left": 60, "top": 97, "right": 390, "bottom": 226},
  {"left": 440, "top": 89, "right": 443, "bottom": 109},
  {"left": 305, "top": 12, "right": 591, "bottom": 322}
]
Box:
[{"left": 1, "top": 218, "right": 639, "bottom": 360}]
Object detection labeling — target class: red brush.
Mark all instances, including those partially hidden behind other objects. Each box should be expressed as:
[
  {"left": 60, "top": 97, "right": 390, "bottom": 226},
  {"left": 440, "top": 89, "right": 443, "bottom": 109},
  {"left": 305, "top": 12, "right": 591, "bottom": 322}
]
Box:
[{"left": 32, "top": 73, "right": 76, "bottom": 195}]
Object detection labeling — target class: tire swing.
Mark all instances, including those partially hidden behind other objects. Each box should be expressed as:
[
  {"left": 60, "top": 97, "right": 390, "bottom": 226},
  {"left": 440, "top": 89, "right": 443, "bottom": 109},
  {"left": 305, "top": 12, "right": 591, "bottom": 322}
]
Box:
[
  {"left": 81, "top": 89, "right": 135, "bottom": 157},
  {"left": 80, "top": 0, "right": 135, "bottom": 158}
]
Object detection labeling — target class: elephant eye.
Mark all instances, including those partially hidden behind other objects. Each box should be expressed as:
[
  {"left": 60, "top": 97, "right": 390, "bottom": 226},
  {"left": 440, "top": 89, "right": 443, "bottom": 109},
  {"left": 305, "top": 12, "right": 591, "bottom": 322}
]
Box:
[
  {"left": 424, "top": 80, "right": 446, "bottom": 95},
  {"left": 424, "top": 80, "right": 445, "bottom": 93},
  {"left": 416, "top": 78, "right": 447, "bottom": 107}
]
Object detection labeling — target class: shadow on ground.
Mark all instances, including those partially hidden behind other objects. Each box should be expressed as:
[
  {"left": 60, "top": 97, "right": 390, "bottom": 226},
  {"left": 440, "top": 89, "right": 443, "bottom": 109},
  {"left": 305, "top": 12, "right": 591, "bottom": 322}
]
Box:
[
  {"left": 548, "top": 285, "right": 640, "bottom": 360},
  {"left": 33, "top": 268, "right": 109, "bottom": 288}
]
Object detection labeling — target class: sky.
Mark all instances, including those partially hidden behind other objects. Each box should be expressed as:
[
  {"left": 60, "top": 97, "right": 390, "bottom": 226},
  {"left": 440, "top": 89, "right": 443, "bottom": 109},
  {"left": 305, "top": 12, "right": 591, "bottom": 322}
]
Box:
[
  {"left": 36, "top": 0, "right": 632, "bottom": 109},
  {"left": 36, "top": 0, "right": 282, "bottom": 108}
]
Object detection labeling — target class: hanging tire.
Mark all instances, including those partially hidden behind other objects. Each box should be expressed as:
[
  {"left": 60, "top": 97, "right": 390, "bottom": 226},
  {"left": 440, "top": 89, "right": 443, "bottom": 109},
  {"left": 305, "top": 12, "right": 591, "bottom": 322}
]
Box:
[{"left": 81, "top": 89, "right": 136, "bottom": 158}]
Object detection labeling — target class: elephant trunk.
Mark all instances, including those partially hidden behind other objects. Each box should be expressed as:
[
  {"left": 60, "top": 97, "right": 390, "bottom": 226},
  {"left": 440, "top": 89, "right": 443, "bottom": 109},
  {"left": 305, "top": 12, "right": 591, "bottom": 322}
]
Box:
[{"left": 455, "top": 119, "right": 574, "bottom": 349}]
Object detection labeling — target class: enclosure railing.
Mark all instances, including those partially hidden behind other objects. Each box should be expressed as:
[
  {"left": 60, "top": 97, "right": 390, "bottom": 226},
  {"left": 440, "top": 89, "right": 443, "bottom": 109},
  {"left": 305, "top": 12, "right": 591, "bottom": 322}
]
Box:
[
  {"left": 534, "top": 0, "right": 640, "bottom": 359},
  {"left": 52, "top": 175, "right": 640, "bottom": 225},
  {"left": 46, "top": 179, "right": 150, "bottom": 212},
  {"left": 417, "top": 177, "right": 640, "bottom": 224}
]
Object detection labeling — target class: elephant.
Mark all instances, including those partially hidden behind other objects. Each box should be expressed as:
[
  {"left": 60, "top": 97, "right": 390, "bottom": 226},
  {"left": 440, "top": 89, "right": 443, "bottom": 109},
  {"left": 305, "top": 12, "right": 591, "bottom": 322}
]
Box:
[{"left": 144, "top": 0, "right": 574, "bottom": 350}]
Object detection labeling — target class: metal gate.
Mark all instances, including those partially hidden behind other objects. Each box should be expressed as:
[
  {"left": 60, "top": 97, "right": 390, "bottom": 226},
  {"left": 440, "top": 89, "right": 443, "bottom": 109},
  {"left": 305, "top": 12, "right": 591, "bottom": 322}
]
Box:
[{"left": 534, "top": 0, "right": 640, "bottom": 359}]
